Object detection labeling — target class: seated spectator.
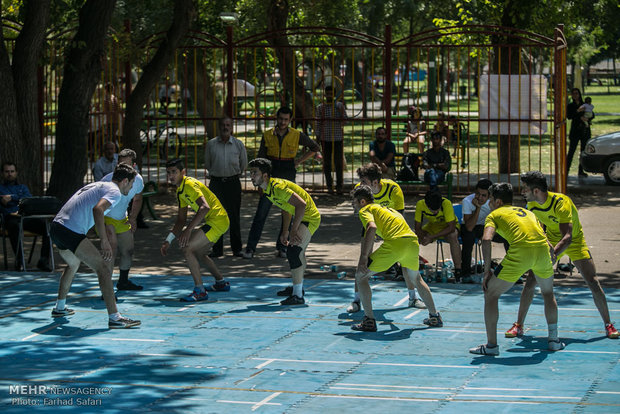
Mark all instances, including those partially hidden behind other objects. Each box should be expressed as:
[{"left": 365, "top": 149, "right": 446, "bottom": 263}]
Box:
[
  {"left": 460, "top": 179, "right": 509, "bottom": 283},
  {"left": 93, "top": 141, "right": 118, "bottom": 181},
  {"left": 0, "top": 162, "right": 52, "bottom": 271},
  {"left": 369, "top": 126, "right": 396, "bottom": 180},
  {"left": 414, "top": 189, "right": 462, "bottom": 282},
  {"left": 434, "top": 111, "right": 450, "bottom": 143},
  {"left": 422, "top": 131, "right": 451, "bottom": 190},
  {"left": 403, "top": 105, "right": 427, "bottom": 153}
]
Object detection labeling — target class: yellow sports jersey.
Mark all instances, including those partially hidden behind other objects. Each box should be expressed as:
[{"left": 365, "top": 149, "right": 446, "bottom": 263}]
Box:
[
  {"left": 176, "top": 176, "right": 229, "bottom": 224},
  {"left": 265, "top": 177, "right": 321, "bottom": 234},
  {"left": 414, "top": 197, "right": 459, "bottom": 229},
  {"left": 526, "top": 191, "right": 584, "bottom": 243},
  {"left": 359, "top": 203, "right": 417, "bottom": 241},
  {"left": 355, "top": 179, "right": 404, "bottom": 211},
  {"left": 484, "top": 205, "right": 548, "bottom": 248}
]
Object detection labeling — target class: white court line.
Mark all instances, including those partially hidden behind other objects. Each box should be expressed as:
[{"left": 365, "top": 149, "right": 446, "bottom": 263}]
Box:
[
  {"left": 177, "top": 303, "right": 197, "bottom": 312},
  {"left": 323, "top": 336, "right": 345, "bottom": 351},
  {"left": 254, "top": 359, "right": 276, "bottom": 369},
  {"left": 393, "top": 295, "right": 409, "bottom": 307},
  {"left": 251, "top": 358, "right": 474, "bottom": 369},
  {"left": 595, "top": 391, "right": 620, "bottom": 394},
  {"left": 404, "top": 310, "right": 422, "bottom": 319},
  {"left": 252, "top": 392, "right": 282, "bottom": 411},
  {"left": 318, "top": 395, "right": 440, "bottom": 402},
  {"left": 338, "top": 383, "right": 543, "bottom": 392},
  {"left": 215, "top": 400, "right": 280, "bottom": 406},
  {"left": 449, "top": 323, "right": 471, "bottom": 339},
  {"left": 21, "top": 324, "right": 60, "bottom": 341},
  {"left": 331, "top": 386, "right": 448, "bottom": 395}
]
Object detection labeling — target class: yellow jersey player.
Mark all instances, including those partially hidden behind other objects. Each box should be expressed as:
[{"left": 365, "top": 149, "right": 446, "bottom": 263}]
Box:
[
  {"left": 504, "top": 171, "right": 618, "bottom": 339},
  {"left": 347, "top": 163, "right": 426, "bottom": 313},
  {"left": 160, "top": 158, "right": 231, "bottom": 302},
  {"left": 350, "top": 185, "right": 442, "bottom": 332},
  {"left": 469, "top": 183, "right": 563, "bottom": 356},
  {"left": 248, "top": 158, "right": 321, "bottom": 305},
  {"left": 414, "top": 190, "right": 462, "bottom": 281}
]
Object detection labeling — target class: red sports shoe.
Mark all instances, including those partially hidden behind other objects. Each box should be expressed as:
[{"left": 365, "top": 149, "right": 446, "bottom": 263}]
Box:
[
  {"left": 505, "top": 322, "right": 524, "bottom": 338},
  {"left": 606, "top": 323, "right": 619, "bottom": 339}
]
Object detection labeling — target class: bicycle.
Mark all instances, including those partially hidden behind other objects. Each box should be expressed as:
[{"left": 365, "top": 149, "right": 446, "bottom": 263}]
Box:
[{"left": 140, "top": 119, "right": 184, "bottom": 160}]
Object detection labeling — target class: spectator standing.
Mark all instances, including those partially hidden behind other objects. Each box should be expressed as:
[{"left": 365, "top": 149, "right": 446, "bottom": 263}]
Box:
[
  {"left": 316, "top": 86, "right": 347, "bottom": 194},
  {"left": 93, "top": 141, "right": 118, "bottom": 182},
  {"left": 205, "top": 116, "right": 247, "bottom": 258},
  {"left": 566, "top": 88, "right": 592, "bottom": 177}
]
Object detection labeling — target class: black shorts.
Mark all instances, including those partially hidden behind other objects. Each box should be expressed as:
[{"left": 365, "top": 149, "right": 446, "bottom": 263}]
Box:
[{"left": 50, "top": 222, "right": 86, "bottom": 253}]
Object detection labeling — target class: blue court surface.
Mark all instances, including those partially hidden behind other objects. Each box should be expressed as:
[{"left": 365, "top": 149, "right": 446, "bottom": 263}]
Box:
[{"left": 1, "top": 272, "right": 619, "bottom": 413}]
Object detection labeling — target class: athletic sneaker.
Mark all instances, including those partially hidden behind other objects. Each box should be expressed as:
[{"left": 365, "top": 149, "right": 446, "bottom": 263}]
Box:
[
  {"left": 242, "top": 250, "right": 254, "bottom": 259},
  {"left": 461, "top": 275, "right": 475, "bottom": 284},
  {"left": 548, "top": 339, "right": 565, "bottom": 351},
  {"left": 423, "top": 313, "right": 443, "bottom": 327},
  {"left": 276, "top": 249, "right": 287, "bottom": 258},
  {"left": 108, "top": 316, "right": 141, "bottom": 329},
  {"left": 505, "top": 322, "right": 524, "bottom": 338},
  {"left": 116, "top": 280, "right": 143, "bottom": 291},
  {"left": 469, "top": 344, "right": 499, "bottom": 356},
  {"left": 351, "top": 316, "right": 377, "bottom": 332},
  {"left": 205, "top": 281, "right": 231, "bottom": 292},
  {"left": 408, "top": 298, "right": 427, "bottom": 309},
  {"left": 181, "top": 288, "right": 209, "bottom": 302},
  {"left": 605, "top": 323, "right": 619, "bottom": 339},
  {"left": 51, "top": 307, "right": 75, "bottom": 317},
  {"left": 277, "top": 286, "right": 304, "bottom": 297},
  {"left": 280, "top": 295, "right": 305, "bottom": 305},
  {"left": 346, "top": 300, "right": 361, "bottom": 313}
]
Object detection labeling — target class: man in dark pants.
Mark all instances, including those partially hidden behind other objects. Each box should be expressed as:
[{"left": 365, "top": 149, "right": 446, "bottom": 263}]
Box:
[
  {"left": 243, "top": 107, "right": 319, "bottom": 259},
  {"left": 205, "top": 116, "right": 248, "bottom": 258},
  {"left": 316, "top": 85, "right": 347, "bottom": 194},
  {"left": 0, "top": 162, "right": 52, "bottom": 271}
]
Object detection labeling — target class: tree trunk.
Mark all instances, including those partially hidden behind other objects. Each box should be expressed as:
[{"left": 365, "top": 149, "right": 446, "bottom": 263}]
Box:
[
  {"left": 0, "top": 0, "right": 50, "bottom": 194},
  {"left": 122, "top": 0, "right": 194, "bottom": 170},
  {"left": 189, "top": 58, "right": 220, "bottom": 140},
  {"left": 47, "top": 0, "right": 117, "bottom": 201},
  {"left": 267, "top": 0, "right": 314, "bottom": 133}
]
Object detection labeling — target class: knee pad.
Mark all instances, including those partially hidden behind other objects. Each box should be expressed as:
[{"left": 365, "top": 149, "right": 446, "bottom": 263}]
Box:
[{"left": 286, "top": 245, "right": 303, "bottom": 269}]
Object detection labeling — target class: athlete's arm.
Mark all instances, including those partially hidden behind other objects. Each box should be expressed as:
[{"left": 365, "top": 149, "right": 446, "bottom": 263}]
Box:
[
  {"left": 93, "top": 198, "right": 113, "bottom": 261},
  {"left": 161, "top": 205, "right": 188, "bottom": 255},
  {"left": 286, "top": 192, "right": 307, "bottom": 245},
  {"left": 428, "top": 220, "right": 457, "bottom": 242},
  {"left": 481, "top": 225, "right": 496, "bottom": 292},
  {"left": 179, "top": 196, "right": 210, "bottom": 248},
  {"left": 128, "top": 192, "right": 143, "bottom": 233},
  {"left": 358, "top": 221, "right": 377, "bottom": 274},
  {"left": 553, "top": 222, "right": 573, "bottom": 259}
]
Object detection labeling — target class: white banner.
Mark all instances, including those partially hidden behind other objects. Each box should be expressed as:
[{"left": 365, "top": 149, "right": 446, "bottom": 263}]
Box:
[{"left": 479, "top": 74, "right": 548, "bottom": 135}]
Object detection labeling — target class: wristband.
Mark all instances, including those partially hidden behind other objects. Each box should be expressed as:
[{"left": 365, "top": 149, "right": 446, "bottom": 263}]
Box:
[{"left": 165, "top": 232, "right": 175, "bottom": 244}]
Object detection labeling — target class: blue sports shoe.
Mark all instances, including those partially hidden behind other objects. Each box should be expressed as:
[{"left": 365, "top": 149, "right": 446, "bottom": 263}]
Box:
[
  {"left": 205, "top": 281, "right": 230, "bottom": 292},
  {"left": 181, "top": 288, "right": 209, "bottom": 302}
]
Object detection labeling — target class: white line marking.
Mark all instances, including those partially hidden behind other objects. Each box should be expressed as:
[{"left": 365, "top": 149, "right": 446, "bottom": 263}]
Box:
[
  {"left": 393, "top": 295, "right": 409, "bottom": 307},
  {"left": 251, "top": 358, "right": 474, "bottom": 369},
  {"left": 21, "top": 324, "right": 60, "bottom": 341},
  {"left": 215, "top": 400, "right": 280, "bottom": 406},
  {"left": 449, "top": 323, "right": 471, "bottom": 339},
  {"left": 336, "top": 383, "right": 455, "bottom": 390},
  {"left": 595, "top": 391, "right": 620, "bottom": 394},
  {"left": 457, "top": 393, "right": 580, "bottom": 400},
  {"left": 254, "top": 359, "right": 276, "bottom": 369},
  {"left": 252, "top": 392, "right": 282, "bottom": 411},
  {"left": 331, "top": 386, "right": 449, "bottom": 395},
  {"left": 323, "top": 336, "right": 345, "bottom": 351},
  {"left": 317, "top": 395, "right": 440, "bottom": 402},
  {"left": 404, "top": 310, "right": 422, "bottom": 319},
  {"left": 177, "top": 304, "right": 197, "bottom": 312}
]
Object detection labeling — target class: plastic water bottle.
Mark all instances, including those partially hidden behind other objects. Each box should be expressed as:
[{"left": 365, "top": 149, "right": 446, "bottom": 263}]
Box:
[
  {"left": 320, "top": 265, "right": 330, "bottom": 272},
  {"left": 337, "top": 271, "right": 347, "bottom": 279},
  {"left": 441, "top": 265, "right": 448, "bottom": 283},
  {"left": 330, "top": 265, "right": 339, "bottom": 272}
]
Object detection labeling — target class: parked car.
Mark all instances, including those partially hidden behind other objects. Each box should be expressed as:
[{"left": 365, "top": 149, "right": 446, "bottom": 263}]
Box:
[{"left": 580, "top": 131, "right": 620, "bottom": 185}]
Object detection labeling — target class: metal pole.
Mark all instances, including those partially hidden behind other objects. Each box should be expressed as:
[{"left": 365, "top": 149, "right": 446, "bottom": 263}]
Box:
[{"left": 226, "top": 24, "right": 234, "bottom": 118}]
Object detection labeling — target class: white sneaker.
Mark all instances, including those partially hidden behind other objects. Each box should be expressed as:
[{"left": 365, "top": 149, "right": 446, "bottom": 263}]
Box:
[
  {"left": 469, "top": 344, "right": 499, "bottom": 356},
  {"left": 548, "top": 339, "right": 565, "bottom": 351},
  {"left": 346, "top": 301, "right": 361, "bottom": 313},
  {"left": 408, "top": 298, "right": 427, "bottom": 309},
  {"left": 242, "top": 250, "right": 254, "bottom": 259}
]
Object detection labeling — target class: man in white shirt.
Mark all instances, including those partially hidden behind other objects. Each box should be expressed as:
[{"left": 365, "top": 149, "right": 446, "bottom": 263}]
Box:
[
  {"left": 204, "top": 116, "right": 247, "bottom": 257},
  {"left": 49, "top": 163, "right": 141, "bottom": 329},
  {"left": 101, "top": 149, "right": 145, "bottom": 290},
  {"left": 461, "top": 178, "right": 508, "bottom": 282}
]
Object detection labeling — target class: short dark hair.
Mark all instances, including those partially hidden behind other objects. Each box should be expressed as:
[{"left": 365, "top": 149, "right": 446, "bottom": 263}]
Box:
[
  {"left": 375, "top": 126, "right": 386, "bottom": 135},
  {"left": 2, "top": 161, "right": 16, "bottom": 171},
  {"left": 520, "top": 170, "right": 548, "bottom": 192},
  {"left": 166, "top": 158, "right": 185, "bottom": 171},
  {"left": 357, "top": 163, "right": 382, "bottom": 182},
  {"left": 248, "top": 158, "right": 272, "bottom": 175},
  {"left": 324, "top": 85, "right": 334, "bottom": 93},
  {"left": 489, "top": 182, "right": 513, "bottom": 204},
  {"left": 430, "top": 130, "right": 443, "bottom": 140},
  {"left": 118, "top": 149, "right": 137, "bottom": 163},
  {"left": 585, "top": 96, "right": 592, "bottom": 104},
  {"left": 276, "top": 107, "right": 292, "bottom": 117},
  {"left": 112, "top": 163, "right": 137, "bottom": 182},
  {"left": 475, "top": 178, "right": 493, "bottom": 191},
  {"left": 424, "top": 189, "right": 443, "bottom": 211},
  {"left": 353, "top": 185, "right": 374, "bottom": 203}
]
